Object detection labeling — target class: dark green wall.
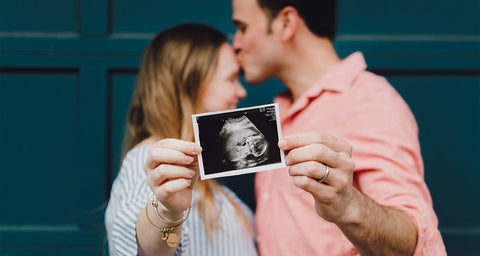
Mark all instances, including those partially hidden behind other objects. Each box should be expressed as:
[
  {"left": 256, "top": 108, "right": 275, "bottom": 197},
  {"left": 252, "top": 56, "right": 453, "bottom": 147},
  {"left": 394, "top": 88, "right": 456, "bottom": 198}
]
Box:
[{"left": 1, "top": 0, "right": 479, "bottom": 255}]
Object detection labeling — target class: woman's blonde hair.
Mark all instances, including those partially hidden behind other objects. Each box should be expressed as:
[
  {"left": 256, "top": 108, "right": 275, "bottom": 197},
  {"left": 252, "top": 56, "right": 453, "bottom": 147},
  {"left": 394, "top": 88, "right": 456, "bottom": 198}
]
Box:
[{"left": 122, "top": 23, "right": 251, "bottom": 239}]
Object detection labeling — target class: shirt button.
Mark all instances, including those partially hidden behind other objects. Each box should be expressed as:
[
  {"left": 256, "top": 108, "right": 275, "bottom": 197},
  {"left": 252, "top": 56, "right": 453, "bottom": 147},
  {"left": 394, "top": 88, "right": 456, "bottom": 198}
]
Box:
[{"left": 262, "top": 193, "right": 269, "bottom": 200}]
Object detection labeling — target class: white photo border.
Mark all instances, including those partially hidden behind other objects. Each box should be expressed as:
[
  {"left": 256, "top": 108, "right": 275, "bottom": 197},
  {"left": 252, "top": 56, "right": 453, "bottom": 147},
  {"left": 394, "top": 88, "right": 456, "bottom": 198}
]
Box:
[{"left": 192, "top": 103, "right": 285, "bottom": 180}]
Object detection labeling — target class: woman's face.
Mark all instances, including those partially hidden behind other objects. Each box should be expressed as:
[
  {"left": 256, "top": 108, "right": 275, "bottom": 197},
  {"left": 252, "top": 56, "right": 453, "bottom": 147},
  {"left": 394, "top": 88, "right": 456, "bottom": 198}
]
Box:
[{"left": 201, "top": 43, "right": 247, "bottom": 112}]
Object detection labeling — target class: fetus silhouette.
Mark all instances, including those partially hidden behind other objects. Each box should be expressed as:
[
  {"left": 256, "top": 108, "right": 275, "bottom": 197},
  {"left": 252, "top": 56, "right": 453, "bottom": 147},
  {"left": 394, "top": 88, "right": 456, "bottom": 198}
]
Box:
[{"left": 218, "top": 115, "right": 270, "bottom": 169}]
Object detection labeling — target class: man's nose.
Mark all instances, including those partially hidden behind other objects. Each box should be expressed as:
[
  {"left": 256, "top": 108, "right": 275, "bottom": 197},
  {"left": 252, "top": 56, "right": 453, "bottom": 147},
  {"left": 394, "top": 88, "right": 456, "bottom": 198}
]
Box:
[{"left": 232, "top": 32, "right": 241, "bottom": 54}]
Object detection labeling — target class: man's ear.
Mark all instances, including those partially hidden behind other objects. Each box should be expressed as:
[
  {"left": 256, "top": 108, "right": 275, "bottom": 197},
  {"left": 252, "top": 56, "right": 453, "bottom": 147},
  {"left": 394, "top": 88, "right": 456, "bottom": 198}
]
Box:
[{"left": 275, "top": 6, "right": 299, "bottom": 41}]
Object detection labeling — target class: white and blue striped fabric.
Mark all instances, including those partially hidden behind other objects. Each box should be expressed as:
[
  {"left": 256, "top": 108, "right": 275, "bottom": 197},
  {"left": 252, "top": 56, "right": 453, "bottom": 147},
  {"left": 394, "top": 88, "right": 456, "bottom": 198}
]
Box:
[{"left": 105, "top": 145, "right": 258, "bottom": 256}]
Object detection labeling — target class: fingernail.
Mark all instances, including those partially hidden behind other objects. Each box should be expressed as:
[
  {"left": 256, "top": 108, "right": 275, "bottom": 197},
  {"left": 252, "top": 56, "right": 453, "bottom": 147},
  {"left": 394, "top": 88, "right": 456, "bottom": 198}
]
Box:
[
  {"left": 278, "top": 139, "right": 287, "bottom": 149},
  {"left": 185, "top": 156, "right": 194, "bottom": 164},
  {"left": 192, "top": 144, "right": 202, "bottom": 154}
]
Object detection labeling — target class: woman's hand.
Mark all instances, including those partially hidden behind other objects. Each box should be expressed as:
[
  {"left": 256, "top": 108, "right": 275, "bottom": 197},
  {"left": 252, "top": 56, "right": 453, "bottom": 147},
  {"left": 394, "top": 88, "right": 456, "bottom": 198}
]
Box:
[{"left": 143, "top": 139, "right": 202, "bottom": 220}]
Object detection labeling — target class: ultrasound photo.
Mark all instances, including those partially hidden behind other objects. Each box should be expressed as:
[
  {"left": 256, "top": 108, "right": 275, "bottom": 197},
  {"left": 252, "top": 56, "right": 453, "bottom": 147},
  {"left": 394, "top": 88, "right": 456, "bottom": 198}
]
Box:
[{"left": 192, "top": 103, "right": 285, "bottom": 180}]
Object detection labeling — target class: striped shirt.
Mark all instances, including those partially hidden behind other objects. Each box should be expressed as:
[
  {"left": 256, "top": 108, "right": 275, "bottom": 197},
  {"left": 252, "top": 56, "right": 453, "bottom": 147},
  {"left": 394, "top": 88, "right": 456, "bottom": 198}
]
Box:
[{"left": 105, "top": 145, "right": 258, "bottom": 256}]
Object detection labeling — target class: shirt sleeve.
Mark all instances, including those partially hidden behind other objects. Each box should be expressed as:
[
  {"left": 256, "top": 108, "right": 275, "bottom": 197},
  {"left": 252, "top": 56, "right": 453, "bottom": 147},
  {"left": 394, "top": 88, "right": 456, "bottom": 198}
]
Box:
[
  {"left": 345, "top": 75, "right": 446, "bottom": 255},
  {"left": 105, "top": 146, "right": 184, "bottom": 256},
  {"left": 105, "top": 147, "right": 148, "bottom": 255}
]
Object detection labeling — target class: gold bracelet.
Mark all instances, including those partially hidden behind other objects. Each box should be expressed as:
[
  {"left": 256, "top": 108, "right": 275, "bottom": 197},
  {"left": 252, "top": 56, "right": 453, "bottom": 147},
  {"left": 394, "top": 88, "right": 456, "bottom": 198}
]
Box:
[
  {"left": 145, "top": 200, "right": 164, "bottom": 230},
  {"left": 144, "top": 195, "right": 191, "bottom": 247},
  {"left": 150, "top": 194, "right": 191, "bottom": 226}
]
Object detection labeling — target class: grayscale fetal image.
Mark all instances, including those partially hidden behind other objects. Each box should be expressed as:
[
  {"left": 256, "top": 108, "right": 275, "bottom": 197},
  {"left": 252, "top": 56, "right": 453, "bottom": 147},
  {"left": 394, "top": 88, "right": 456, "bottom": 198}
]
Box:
[
  {"left": 195, "top": 105, "right": 282, "bottom": 175},
  {"left": 218, "top": 115, "right": 270, "bottom": 169}
]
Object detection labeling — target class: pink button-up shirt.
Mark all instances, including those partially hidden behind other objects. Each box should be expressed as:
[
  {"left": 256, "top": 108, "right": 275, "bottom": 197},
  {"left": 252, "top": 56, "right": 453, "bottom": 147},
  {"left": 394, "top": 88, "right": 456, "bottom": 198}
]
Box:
[{"left": 255, "top": 52, "right": 446, "bottom": 255}]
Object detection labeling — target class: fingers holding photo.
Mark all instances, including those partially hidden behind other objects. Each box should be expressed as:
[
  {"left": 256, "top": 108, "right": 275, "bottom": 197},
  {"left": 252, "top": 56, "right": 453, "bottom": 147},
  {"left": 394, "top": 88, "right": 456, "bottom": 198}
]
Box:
[
  {"left": 144, "top": 139, "right": 202, "bottom": 170},
  {"left": 279, "top": 131, "right": 352, "bottom": 156},
  {"left": 280, "top": 131, "right": 355, "bottom": 199},
  {"left": 288, "top": 160, "right": 332, "bottom": 184},
  {"left": 155, "top": 138, "right": 203, "bottom": 155},
  {"left": 142, "top": 138, "right": 203, "bottom": 212},
  {"left": 279, "top": 132, "right": 354, "bottom": 176},
  {"left": 147, "top": 164, "right": 196, "bottom": 189},
  {"left": 283, "top": 142, "right": 342, "bottom": 169}
]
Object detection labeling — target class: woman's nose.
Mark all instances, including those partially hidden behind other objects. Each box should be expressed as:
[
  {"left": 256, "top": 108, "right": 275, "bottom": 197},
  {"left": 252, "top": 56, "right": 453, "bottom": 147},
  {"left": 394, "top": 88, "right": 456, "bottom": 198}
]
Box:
[{"left": 236, "top": 82, "right": 247, "bottom": 99}]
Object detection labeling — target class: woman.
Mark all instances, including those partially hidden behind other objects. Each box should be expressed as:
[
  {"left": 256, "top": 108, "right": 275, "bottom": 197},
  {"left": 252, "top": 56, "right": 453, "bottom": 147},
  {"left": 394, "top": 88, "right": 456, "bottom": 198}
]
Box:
[{"left": 105, "top": 23, "right": 256, "bottom": 256}]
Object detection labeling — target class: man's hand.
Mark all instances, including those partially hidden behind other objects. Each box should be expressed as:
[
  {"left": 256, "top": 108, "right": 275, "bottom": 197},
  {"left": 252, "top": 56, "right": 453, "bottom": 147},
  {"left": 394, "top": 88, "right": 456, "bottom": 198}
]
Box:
[
  {"left": 279, "top": 131, "right": 357, "bottom": 223},
  {"left": 279, "top": 131, "right": 417, "bottom": 255}
]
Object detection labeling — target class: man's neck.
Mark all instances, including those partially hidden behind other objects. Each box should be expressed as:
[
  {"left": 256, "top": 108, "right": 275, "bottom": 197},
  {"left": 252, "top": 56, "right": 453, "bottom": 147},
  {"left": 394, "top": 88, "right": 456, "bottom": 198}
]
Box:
[{"left": 278, "top": 38, "right": 340, "bottom": 103}]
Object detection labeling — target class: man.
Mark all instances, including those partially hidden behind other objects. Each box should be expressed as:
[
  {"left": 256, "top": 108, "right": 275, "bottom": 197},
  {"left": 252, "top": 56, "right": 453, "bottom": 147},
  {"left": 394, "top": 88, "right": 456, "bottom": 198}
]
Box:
[{"left": 232, "top": 0, "right": 446, "bottom": 255}]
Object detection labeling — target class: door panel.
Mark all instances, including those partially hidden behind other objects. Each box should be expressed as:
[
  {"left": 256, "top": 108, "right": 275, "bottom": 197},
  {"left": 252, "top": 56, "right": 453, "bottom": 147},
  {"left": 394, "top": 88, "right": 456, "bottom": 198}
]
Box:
[{"left": 388, "top": 73, "right": 480, "bottom": 254}]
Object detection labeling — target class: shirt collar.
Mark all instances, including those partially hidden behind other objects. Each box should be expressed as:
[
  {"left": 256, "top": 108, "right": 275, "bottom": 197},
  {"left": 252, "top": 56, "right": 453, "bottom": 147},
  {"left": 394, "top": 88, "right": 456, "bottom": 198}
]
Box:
[
  {"left": 275, "top": 52, "right": 368, "bottom": 119},
  {"left": 305, "top": 51, "right": 367, "bottom": 97}
]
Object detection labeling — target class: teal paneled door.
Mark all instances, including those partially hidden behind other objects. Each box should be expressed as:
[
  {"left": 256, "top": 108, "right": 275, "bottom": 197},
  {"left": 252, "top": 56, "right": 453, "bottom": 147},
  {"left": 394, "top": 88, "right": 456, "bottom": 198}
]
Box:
[{"left": 1, "top": 0, "right": 479, "bottom": 255}]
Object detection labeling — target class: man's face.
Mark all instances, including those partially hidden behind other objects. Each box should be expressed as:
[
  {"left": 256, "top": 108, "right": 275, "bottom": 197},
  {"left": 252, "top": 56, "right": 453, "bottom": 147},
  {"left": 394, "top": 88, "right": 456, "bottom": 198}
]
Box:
[{"left": 232, "top": 0, "right": 282, "bottom": 84}]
